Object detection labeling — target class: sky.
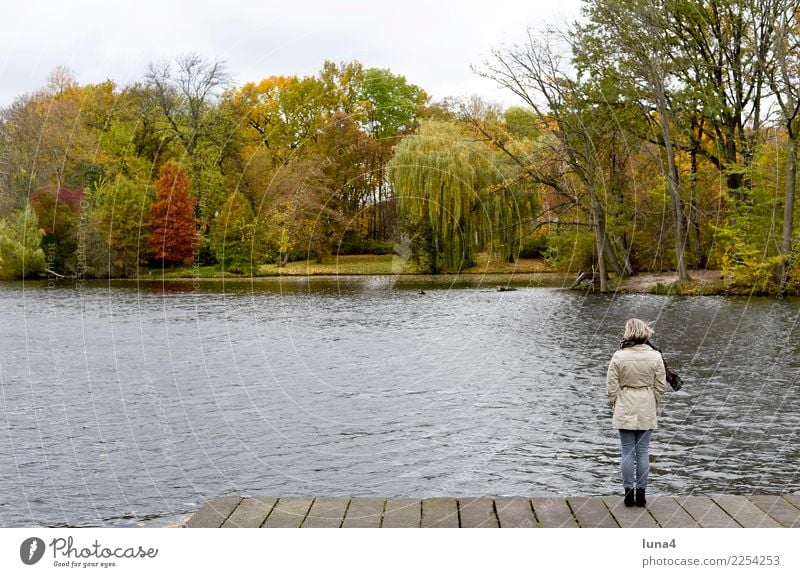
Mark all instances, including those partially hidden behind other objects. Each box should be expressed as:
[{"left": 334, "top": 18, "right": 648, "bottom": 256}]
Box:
[{"left": 0, "top": 0, "right": 582, "bottom": 108}]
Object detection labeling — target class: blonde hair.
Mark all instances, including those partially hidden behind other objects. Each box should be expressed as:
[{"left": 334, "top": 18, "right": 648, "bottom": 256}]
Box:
[{"left": 623, "top": 318, "right": 654, "bottom": 342}]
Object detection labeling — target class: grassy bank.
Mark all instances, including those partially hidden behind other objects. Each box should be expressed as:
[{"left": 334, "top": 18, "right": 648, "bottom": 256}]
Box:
[
  {"left": 141, "top": 254, "right": 553, "bottom": 279},
  {"left": 134, "top": 257, "right": 738, "bottom": 295}
]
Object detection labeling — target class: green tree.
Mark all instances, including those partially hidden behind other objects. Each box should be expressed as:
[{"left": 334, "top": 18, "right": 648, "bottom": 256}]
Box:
[
  {"left": 359, "top": 68, "right": 428, "bottom": 138},
  {"left": 90, "top": 176, "right": 152, "bottom": 277},
  {"left": 388, "top": 120, "right": 527, "bottom": 272},
  {"left": 0, "top": 204, "right": 46, "bottom": 279},
  {"left": 211, "top": 191, "right": 255, "bottom": 273},
  {"left": 29, "top": 186, "right": 83, "bottom": 275}
]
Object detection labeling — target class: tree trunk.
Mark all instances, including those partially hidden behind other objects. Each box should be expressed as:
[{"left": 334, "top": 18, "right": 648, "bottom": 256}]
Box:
[
  {"left": 603, "top": 233, "right": 625, "bottom": 278},
  {"left": 654, "top": 83, "right": 690, "bottom": 282},
  {"left": 782, "top": 135, "right": 797, "bottom": 256},
  {"left": 780, "top": 132, "right": 797, "bottom": 290},
  {"left": 689, "top": 147, "right": 703, "bottom": 268},
  {"left": 589, "top": 192, "right": 609, "bottom": 292}
]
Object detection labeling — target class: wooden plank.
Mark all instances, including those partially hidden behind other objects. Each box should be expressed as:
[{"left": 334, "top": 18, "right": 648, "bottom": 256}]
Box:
[
  {"left": 188, "top": 494, "right": 800, "bottom": 529},
  {"left": 602, "top": 497, "right": 659, "bottom": 528},
  {"left": 302, "top": 497, "right": 350, "bottom": 528},
  {"left": 421, "top": 498, "right": 459, "bottom": 528},
  {"left": 530, "top": 497, "right": 577, "bottom": 528},
  {"left": 184, "top": 496, "right": 242, "bottom": 528},
  {"left": 646, "top": 496, "right": 699, "bottom": 528},
  {"left": 222, "top": 497, "right": 277, "bottom": 528},
  {"left": 749, "top": 496, "right": 800, "bottom": 528},
  {"left": 495, "top": 497, "right": 536, "bottom": 528},
  {"left": 783, "top": 495, "right": 800, "bottom": 510},
  {"left": 711, "top": 496, "right": 781, "bottom": 528},
  {"left": 567, "top": 497, "right": 618, "bottom": 528},
  {"left": 341, "top": 498, "right": 385, "bottom": 528},
  {"left": 458, "top": 498, "right": 498, "bottom": 528},
  {"left": 382, "top": 498, "right": 421, "bottom": 528},
  {"left": 675, "top": 496, "right": 739, "bottom": 528},
  {"left": 262, "top": 497, "right": 314, "bottom": 528}
]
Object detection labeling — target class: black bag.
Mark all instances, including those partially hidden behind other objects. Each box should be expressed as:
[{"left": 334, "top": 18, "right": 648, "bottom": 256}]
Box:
[
  {"left": 664, "top": 364, "right": 683, "bottom": 392},
  {"left": 620, "top": 339, "right": 683, "bottom": 391}
]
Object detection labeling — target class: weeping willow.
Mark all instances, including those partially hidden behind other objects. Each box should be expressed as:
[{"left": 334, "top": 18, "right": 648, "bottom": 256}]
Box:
[{"left": 388, "top": 120, "right": 532, "bottom": 272}]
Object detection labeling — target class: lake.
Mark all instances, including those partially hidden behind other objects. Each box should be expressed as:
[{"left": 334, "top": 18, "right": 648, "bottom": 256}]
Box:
[{"left": 1, "top": 276, "right": 799, "bottom": 527}]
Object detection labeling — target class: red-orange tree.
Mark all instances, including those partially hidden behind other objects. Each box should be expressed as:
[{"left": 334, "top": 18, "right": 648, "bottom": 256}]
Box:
[{"left": 148, "top": 162, "right": 197, "bottom": 265}]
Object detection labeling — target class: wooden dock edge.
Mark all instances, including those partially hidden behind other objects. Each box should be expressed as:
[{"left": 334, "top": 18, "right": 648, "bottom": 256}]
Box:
[{"left": 183, "top": 495, "right": 800, "bottom": 528}]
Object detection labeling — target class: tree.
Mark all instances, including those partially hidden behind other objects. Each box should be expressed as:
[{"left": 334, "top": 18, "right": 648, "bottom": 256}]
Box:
[
  {"left": 576, "top": 0, "right": 691, "bottom": 282},
  {"left": 145, "top": 54, "right": 231, "bottom": 161},
  {"left": 359, "top": 68, "right": 428, "bottom": 138},
  {"left": 145, "top": 54, "right": 234, "bottom": 224},
  {"left": 0, "top": 67, "right": 98, "bottom": 202},
  {"left": 148, "top": 163, "right": 197, "bottom": 266},
  {"left": 772, "top": 2, "right": 800, "bottom": 290},
  {"left": 259, "top": 157, "right": 338, "bottom": 265},
  {"left": 388, "top": 120, "right": 528, "bottom": 272},
  {"left": 29, "top": 186, "right": 84, "bottom": 275},
  {"left": 0, "top": 204, "right": 46, "bottom": 279},
  {"left": 226, "top": 75, "right": 327, "bottom": 167},
  {"left": 91, "top": 176, "right": 152, "bottom": 277},
  {"left": 315, "top": 112, "right": 382, "bottom": 240},
  {"left": 211, "top": 191, "right": 255, "bottom": 273},
  {"left": 477, "top": 33, "right": 630, "bottom": 290},
  {"left": 357, "top": 69, "right": 428, "bottom": 239},
  {"left": 663, "top": 0, "right": 782, "bottom": 193}
]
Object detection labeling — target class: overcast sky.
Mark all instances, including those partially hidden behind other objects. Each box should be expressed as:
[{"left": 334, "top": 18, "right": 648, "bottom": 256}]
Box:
[{"left": 0, "top": 0, "right": 582, "bottom": 108}]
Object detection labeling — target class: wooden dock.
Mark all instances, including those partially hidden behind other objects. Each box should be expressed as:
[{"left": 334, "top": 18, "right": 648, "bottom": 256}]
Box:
[{"left": 184, "top": 495, "right": 800, "bottom": 528}]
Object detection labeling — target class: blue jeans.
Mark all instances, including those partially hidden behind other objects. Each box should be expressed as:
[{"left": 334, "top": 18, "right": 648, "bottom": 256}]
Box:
[{"left": 619, "top": 429, "right": 652, "bottom": 489}]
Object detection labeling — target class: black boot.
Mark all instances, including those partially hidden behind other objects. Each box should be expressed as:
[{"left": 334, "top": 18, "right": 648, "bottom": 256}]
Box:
[
  {"left": 624, "top": 487, "right": 635, "bottom": 507},
  {"left": 635, "top": 487, "right": 646, "bottom": 507}
]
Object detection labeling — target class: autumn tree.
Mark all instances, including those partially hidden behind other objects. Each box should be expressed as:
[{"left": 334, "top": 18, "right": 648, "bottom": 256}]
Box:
[
  {"left": 145, "top": 54, "right": 235, "bottom": 224},
  {"left": 478, "top": 33, "right": 633, "bottom": 290},
  {"left": 226, "top": 74, "right": 327, "bottom": 169},
  {"left": 0, "top": 67, "right": 98, "bottom": 200},
  {"left": 260, "top": 157, "right": 340, "bottom": 265},
  {"left": 148, "top": 163, "right": 197, "bottom": 266},
  {"left": 575, "top": 1, "right": 691, "bottom": 282}
]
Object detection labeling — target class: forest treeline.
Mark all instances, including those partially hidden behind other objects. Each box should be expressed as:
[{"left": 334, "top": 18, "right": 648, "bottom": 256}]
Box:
[{"left": 2, "top": 0, "right": 800, "bottom": 295}]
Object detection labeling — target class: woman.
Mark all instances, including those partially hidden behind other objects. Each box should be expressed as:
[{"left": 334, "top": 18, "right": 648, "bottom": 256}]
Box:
[{"left": 606, "top": 318, "right": 666, "bottom": 507}]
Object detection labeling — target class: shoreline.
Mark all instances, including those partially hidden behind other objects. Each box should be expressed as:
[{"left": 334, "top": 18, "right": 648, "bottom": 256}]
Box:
[
  {"left": 8, "top": 266, "right": 771, "bottom": 296},
  {"left": 133, "top": 268, "right": 731, "bottom": 295},
  {"left": 613, "top": 269, "right": 727, "bottom": 295}
]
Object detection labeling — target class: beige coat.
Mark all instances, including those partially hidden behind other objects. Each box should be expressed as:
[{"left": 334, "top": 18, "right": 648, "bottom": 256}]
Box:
[{"left": 606, "top": 344, "right": 667, "bottom": 430}]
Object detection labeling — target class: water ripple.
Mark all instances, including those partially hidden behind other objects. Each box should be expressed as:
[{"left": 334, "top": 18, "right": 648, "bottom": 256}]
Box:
[{"left": 1, "top": 279, "right": 799, "bottom": 526}]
